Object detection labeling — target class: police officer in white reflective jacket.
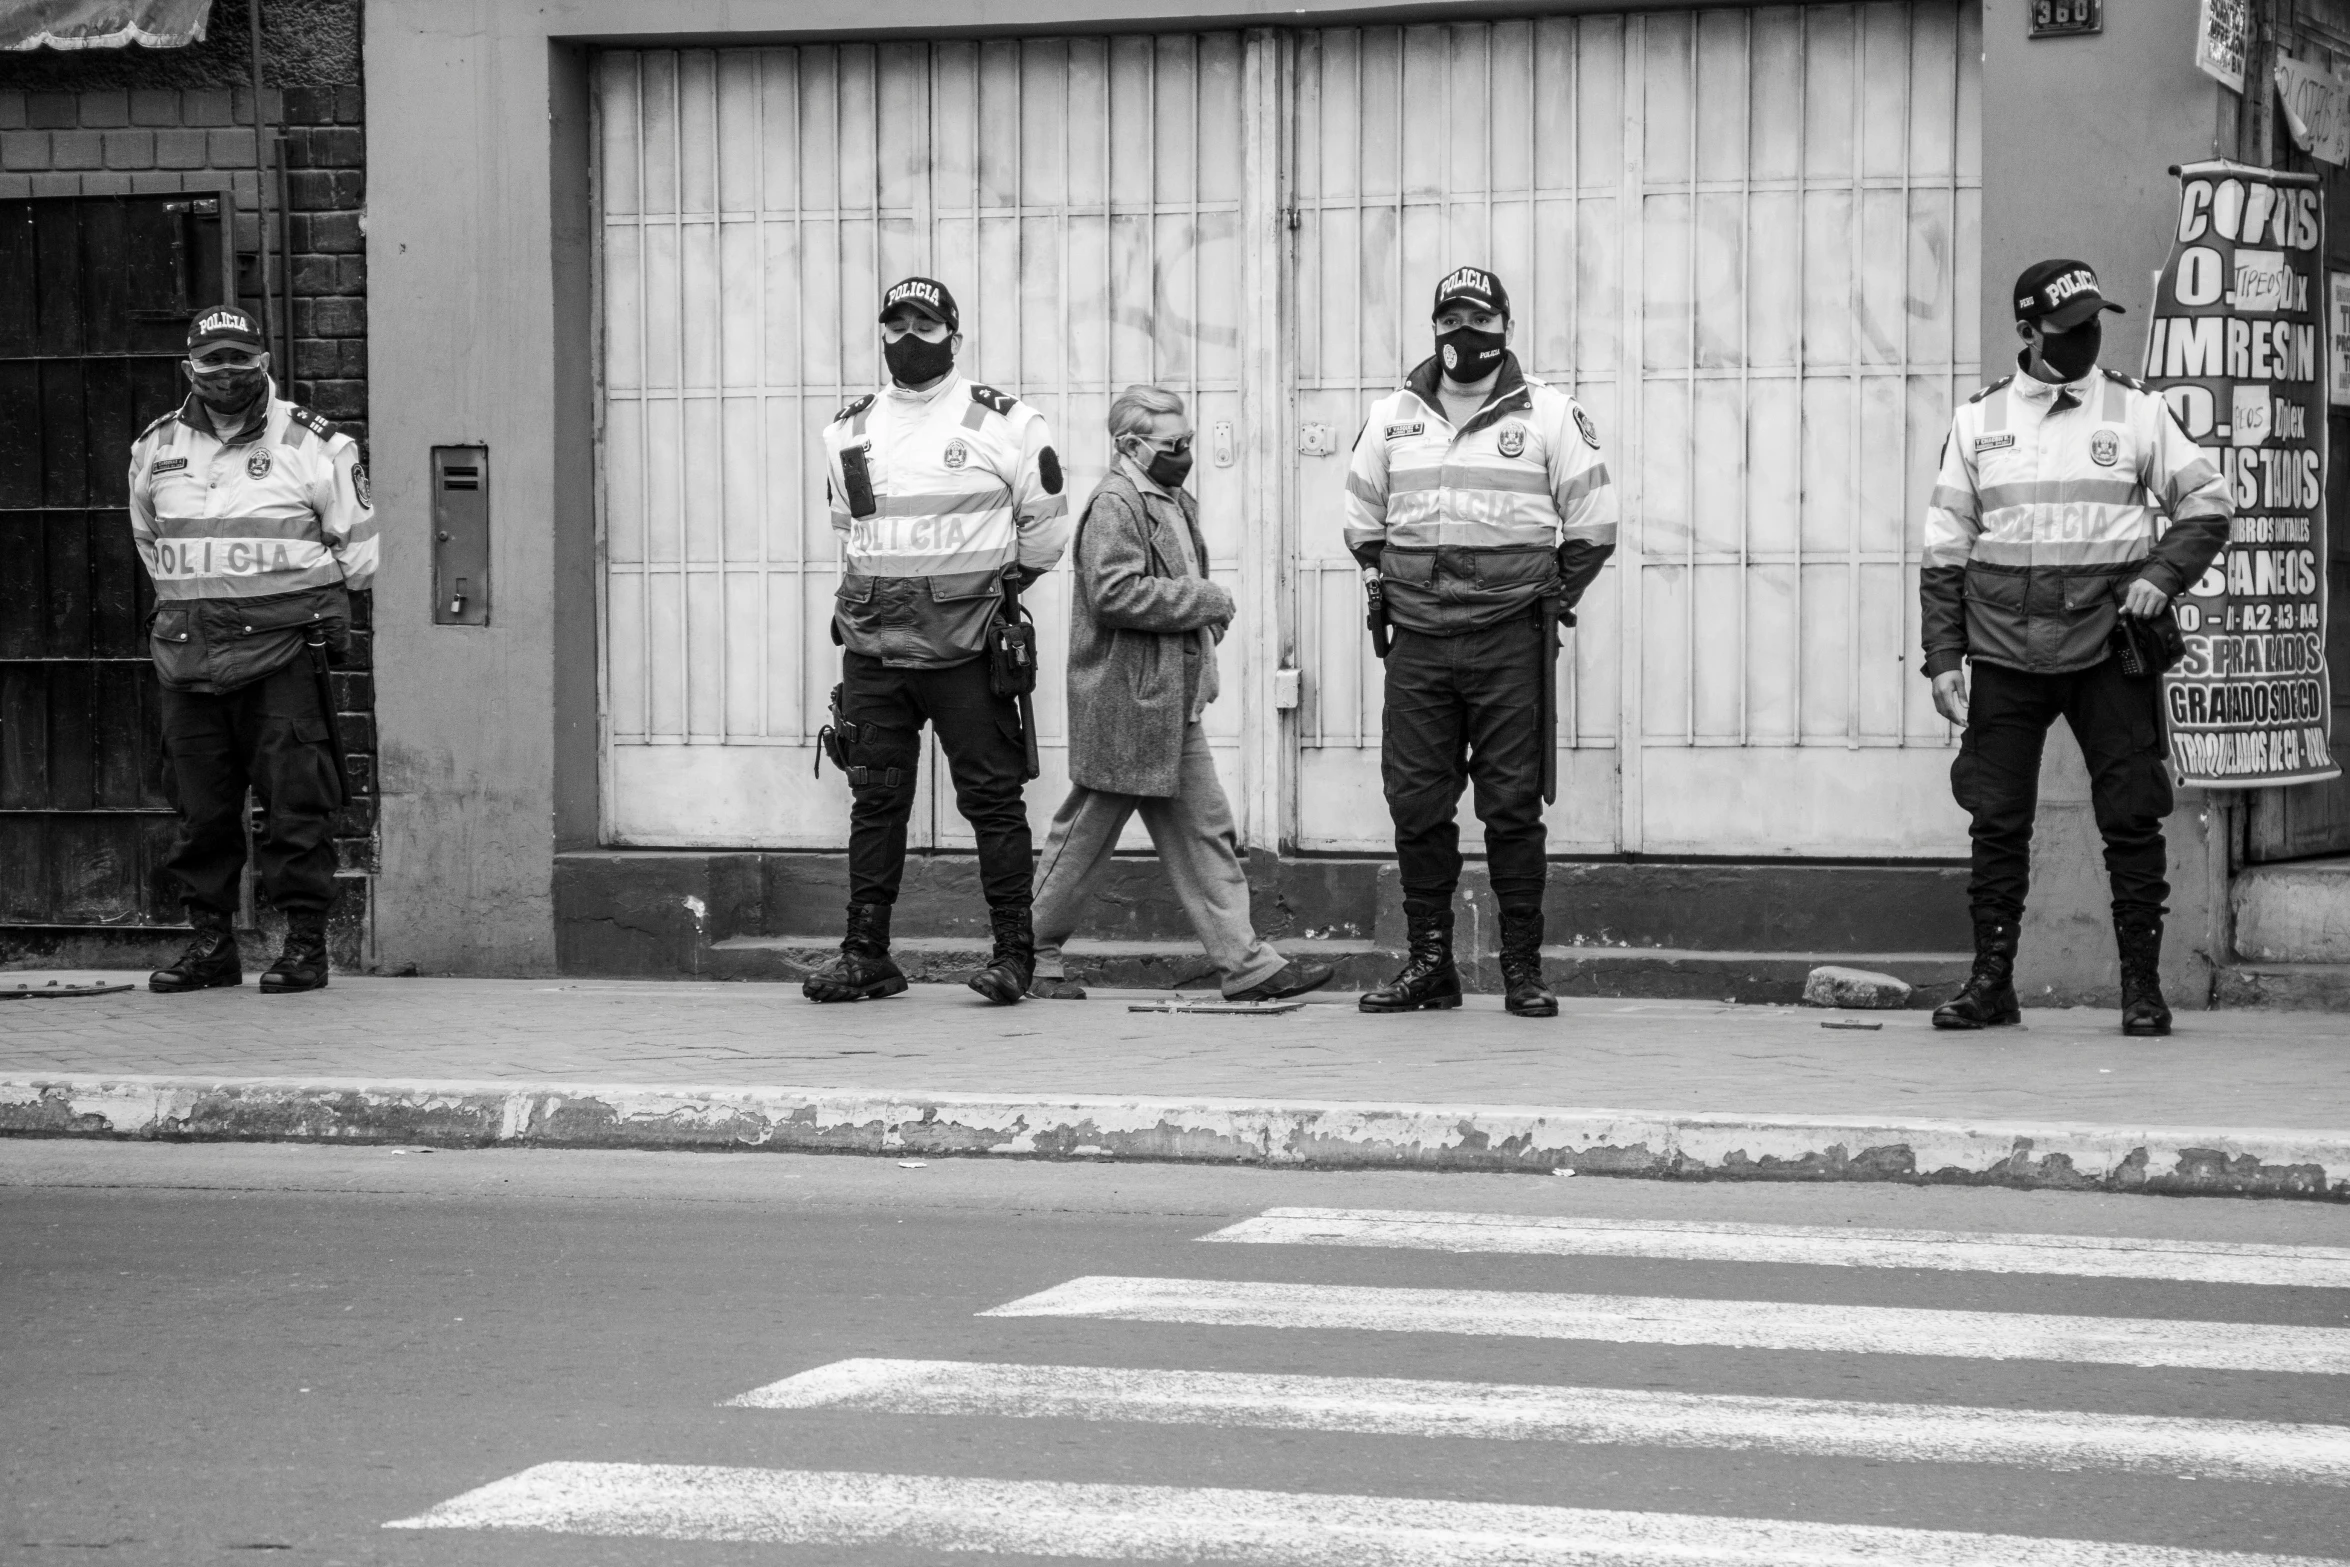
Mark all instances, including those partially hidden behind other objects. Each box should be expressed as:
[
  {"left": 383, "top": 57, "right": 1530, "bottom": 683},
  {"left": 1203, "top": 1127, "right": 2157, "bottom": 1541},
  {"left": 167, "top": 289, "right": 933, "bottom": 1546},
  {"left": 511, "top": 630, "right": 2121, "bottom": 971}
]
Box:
[
  {"left": 804, "top": 278, "right": 1072, "bottom": 1007},
  {"left": 1343, "top": 267, "right": 1618, "bottom": 1019},
  {"left": 1921, "top": 260, "right": 2232, "bottom": 1037}
]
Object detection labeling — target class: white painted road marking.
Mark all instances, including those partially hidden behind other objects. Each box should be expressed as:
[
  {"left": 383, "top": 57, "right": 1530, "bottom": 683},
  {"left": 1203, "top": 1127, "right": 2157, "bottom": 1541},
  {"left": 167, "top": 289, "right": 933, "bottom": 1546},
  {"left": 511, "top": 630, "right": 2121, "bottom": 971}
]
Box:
[
  {"left": 384, "top": 1462, "right": 2346, "bottom": 1564},
  {"left": 1203, "top": 1208, "right": 2350, "bottom": 1289},
  {"left": 728, "top": 1357, "right": 2350, "bottom": 1486},
  {"left": 983, "top": 1276, "right": 2350, "bottom": 1374}
]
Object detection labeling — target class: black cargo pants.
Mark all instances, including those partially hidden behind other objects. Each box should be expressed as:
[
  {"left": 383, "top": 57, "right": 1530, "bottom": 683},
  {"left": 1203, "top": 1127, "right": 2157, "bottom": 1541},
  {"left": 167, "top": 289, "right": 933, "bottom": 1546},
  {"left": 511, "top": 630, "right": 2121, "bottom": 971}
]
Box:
[
  {"left": 1950, "top": 655, "right": 2173, "bottom": 924},
  {"left": 158, "top": 659, "right": 342, "bottom": 917},
  {"left": 1381, "top": 618, "right": 1548, "bottom": 916},
  {"left": 839, "top": 650, "right": 1033, "bottom": 911}
]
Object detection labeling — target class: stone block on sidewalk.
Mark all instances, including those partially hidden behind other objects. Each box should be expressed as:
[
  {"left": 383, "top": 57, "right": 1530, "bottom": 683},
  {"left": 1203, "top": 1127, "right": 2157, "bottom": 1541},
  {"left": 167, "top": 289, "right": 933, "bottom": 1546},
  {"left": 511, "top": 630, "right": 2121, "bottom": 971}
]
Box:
[{"left": 1801, "top": 965, "right": 1914, "bottom": 1011}]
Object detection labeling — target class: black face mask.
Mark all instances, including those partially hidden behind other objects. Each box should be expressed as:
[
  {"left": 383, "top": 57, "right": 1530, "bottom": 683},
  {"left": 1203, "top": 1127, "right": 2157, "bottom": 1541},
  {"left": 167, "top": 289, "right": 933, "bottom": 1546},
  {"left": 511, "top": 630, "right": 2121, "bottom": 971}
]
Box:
[
  {"left": 1125, "top": 438, "right": 1193, "bottom": 490},
  {"left": 188, "top": 365, "right": 268, "bottom": 418},
  {"left": 884, "top": 333, "right": 956, "bottom": 387},
  {"left": 1435, "top": 324, "right": 1507, "bottom": 383},
  {"left": 2035, "top": 318, "right": 2101, "bottom": 382}
]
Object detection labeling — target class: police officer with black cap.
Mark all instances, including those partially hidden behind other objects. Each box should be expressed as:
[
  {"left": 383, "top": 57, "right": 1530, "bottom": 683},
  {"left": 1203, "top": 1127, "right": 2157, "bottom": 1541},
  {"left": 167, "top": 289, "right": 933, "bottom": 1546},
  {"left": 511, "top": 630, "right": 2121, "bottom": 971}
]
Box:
[
  {"left": 1342, "top": 267, "right": 1617, "bottom": 1017},
  {"left": 130, "top": 306, "right": 376, "bottom": 994},
  {"left": 803, "top": 278, "right": 1072, "bottom": 1006},
  {"left": 1921, "top": 260, "right": 2231, "bottom": 1035}
]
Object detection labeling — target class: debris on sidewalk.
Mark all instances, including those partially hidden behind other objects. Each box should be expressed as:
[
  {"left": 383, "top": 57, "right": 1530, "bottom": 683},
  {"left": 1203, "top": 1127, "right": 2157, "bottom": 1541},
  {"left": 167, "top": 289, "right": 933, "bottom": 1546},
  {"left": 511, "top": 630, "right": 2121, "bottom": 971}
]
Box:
[
  {"left": 2, "top": 975, "right": 136, "bottom": 1000},
  {"left": 1126, "top": 999, "right": 1308, "bottom": 1016},
  {"left": 1819, "top": 1019, "right": 1885, "bottom": 1032},
  {"left": 896, "top": 1160, "right": 928, "bottom": 1169},
  {"left": 1801, "top": 965, "right": 1914, "bottom": 1010}
]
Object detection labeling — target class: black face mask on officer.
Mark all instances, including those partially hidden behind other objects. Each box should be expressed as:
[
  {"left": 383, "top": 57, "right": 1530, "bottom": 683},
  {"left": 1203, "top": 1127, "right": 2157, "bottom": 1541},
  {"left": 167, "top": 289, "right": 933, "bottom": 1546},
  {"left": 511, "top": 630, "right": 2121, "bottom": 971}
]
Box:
[
  {"left": 2031, "top": 318, "right": 2101, "bottom": 383},
  {"left": 186, "top": 352, "right": 270, "bottom": 418},
  {"left": 883, "top": 318, "right": 957, "bottom": 387},
  {"left": 1435, "top": 321, "right": 1507, "bottom": 383}
]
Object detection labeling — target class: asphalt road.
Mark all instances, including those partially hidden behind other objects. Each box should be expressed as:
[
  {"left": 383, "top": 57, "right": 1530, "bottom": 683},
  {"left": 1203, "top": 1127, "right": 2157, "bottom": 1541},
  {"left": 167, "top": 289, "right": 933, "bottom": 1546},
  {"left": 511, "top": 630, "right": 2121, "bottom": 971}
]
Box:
[{"left": 5, "top": 1142, "right": 2350, "bottom": 1566}]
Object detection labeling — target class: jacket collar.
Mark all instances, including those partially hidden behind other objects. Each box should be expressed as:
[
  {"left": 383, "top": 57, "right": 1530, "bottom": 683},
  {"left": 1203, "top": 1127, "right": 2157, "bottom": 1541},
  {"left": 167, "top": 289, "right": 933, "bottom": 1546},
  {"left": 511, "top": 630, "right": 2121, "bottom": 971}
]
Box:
[
  {"left": 2009, "top": 353, "right": 2100, "bottom": 412},
  {"left": 176, "top": 384, "right": 277, "bottom": 448},
  {"left": 1404, "top": 351, "right": 1531, "bottom": 438}
]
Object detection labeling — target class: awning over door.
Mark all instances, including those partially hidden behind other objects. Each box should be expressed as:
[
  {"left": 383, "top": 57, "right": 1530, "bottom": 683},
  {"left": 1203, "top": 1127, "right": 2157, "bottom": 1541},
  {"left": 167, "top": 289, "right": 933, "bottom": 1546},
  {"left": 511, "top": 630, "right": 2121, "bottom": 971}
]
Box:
[{"left": 1, "top": 0, "right": 210, "bottom": 51}]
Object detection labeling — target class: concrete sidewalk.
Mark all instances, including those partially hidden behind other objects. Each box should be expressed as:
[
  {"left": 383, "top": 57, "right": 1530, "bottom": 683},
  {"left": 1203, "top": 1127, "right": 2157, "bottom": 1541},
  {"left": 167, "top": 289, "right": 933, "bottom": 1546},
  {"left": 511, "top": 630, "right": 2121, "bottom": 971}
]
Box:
[{"left": 2, "top": 973, "right": 2345, "bottom": 1198}]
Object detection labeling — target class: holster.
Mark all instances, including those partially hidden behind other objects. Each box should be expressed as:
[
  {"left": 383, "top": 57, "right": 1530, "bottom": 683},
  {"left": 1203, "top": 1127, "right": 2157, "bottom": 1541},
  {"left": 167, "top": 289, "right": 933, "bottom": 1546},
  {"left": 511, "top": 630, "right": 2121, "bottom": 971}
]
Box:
[
  {"left": 303, "top": 631, "right": 349, "bottom": 810},
  {"left": 993, "top": 576, "right": 1043, "bottom": 780},
  {"left": 812, "top": 683, "right": 902, "bottom": 789}
]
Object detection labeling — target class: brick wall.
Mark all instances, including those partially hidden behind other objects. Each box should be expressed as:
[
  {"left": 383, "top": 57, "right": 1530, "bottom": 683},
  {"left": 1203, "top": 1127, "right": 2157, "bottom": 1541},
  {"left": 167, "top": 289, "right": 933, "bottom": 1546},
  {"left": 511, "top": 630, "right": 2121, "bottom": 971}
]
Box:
[{"left": 0, "top": 13, "right": 376, "bottom": 966}]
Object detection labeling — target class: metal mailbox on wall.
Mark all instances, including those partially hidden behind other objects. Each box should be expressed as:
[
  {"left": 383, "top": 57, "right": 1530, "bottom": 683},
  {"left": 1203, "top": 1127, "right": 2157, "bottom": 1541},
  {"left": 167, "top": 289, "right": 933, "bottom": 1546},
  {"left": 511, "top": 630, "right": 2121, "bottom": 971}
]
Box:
[{"left": 431, "top": 446, "right": 489, "bottom": 626}]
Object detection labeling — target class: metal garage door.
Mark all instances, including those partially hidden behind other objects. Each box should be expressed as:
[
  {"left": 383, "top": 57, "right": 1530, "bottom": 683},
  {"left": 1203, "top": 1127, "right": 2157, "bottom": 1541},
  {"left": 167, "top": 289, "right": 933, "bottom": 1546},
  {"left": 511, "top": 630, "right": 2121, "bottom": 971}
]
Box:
[
  {"left": 597, "top": 4, "right": 1981, "bottom": 859},
  {"left": 1290, "top": 3, "right": 1981, "bottom": 856},
  {"left": 595, "top": 39, "right": 1257, "bottom": 849}
]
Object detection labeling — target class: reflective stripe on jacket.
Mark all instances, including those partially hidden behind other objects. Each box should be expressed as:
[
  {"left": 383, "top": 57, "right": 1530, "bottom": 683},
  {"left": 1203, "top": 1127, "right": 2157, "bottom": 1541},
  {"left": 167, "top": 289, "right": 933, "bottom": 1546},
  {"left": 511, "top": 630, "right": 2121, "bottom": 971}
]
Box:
[
  {"left": 822, "top": 375, "right": 1072, "bottom": 668},
  {"left": 1342, "top": 353, "right": 1617, "bottom": 635},
  {"left": 1921, "top": 362, "right": 2231, "bottom": 677},
  {"left": 128, "top": 388, "right": 374, "bottom": 693}
]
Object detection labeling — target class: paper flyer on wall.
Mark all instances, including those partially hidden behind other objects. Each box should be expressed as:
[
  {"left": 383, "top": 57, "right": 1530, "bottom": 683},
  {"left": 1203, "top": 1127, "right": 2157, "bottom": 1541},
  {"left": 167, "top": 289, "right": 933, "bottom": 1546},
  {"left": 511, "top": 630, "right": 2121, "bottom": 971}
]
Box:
[{"left": 2142, "top": 160, "right": 2339, "bottom": 787}]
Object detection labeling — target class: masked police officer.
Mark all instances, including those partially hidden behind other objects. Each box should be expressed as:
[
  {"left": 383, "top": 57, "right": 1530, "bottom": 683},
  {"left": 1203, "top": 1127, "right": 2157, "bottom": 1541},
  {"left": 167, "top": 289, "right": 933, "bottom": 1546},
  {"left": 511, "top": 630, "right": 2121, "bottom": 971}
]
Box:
[
  {"left": 131, "top": 306, "right": 375, "bottom": 994},
  {"left": 1922, "top": 260, "right": 2231, "bottom": 1036},
  {"left": 804, "top": 278, "right": 1072, "bottom": 1006},
  {"left": 1343, "top": 267, "right": 1617, "bottom": 1018}
]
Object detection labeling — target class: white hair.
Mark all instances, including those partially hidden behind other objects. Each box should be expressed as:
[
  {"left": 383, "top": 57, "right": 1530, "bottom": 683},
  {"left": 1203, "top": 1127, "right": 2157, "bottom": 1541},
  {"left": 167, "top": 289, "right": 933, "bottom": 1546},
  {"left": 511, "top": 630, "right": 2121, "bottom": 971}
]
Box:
[{"left": 1107, "top": 383, "right": 1186, "bottom": 443}]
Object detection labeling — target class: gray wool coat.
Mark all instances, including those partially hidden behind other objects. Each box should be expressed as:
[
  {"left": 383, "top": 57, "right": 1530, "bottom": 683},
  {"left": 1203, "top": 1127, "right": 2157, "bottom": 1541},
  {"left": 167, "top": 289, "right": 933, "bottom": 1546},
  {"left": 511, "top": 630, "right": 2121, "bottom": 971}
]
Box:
[{"left": 1064, "top": 468, "right": 1234, "bottom": 797}]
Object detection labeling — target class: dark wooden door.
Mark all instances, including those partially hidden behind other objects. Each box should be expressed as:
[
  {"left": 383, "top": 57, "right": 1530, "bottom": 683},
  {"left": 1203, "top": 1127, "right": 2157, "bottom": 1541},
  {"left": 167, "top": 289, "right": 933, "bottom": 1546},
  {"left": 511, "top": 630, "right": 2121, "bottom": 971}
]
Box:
[{"left": 0, "top": 194, "right": 226, "bottom": 928}]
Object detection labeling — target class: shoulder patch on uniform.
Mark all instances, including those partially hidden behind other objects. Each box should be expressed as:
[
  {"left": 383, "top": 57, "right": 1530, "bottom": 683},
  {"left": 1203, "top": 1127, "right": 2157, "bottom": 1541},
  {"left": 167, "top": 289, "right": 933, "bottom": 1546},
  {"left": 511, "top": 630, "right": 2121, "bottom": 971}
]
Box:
[
  {"left": 2102, "top": 370, "right": 2145, "bottom": 393},
  {"left": 288, "top": 405, "right": 337, "bottom": 440},
  {"left": 1039, "top": 446, "right": 1063, "bottom": 495},
  {"left": 1967, "top": 375, "right": 2014, "bottom": 404},
  {"left": 968, "top": 384, "right": 1020, "bottom": 417},
  {"left": 832, "top": 393, "right": 875, "bottom": 424},
  {"left": 1572, "top": 405, "right": 1601, "bottom": 449}
]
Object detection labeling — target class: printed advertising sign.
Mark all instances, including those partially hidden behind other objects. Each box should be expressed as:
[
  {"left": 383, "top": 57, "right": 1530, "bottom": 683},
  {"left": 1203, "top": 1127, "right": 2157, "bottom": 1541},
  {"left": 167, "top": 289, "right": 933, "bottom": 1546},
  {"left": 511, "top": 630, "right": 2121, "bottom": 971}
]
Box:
[{"left": 2143, "top": 161, "right": 2339, "bottom": 787}]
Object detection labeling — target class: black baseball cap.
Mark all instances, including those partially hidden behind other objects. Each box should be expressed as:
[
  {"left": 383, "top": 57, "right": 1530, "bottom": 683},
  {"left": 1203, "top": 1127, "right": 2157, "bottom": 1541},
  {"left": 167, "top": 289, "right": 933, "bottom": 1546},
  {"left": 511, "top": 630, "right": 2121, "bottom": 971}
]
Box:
[
  {"left": 187, "top": 305, "right": 266, "bottom": 352},
  {"left": 1432, "top": 265, "right": 1510, "bottom": 319},
  {"left": 2014, "top": 259, "right": 2124, "bottom": 330},
  {"left": 879, "top": 276, "right": 959, "bottom": 333}
]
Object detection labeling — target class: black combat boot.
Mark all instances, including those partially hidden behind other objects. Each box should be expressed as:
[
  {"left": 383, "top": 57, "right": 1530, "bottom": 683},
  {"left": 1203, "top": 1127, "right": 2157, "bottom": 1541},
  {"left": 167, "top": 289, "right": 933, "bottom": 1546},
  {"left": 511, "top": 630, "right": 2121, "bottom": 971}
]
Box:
[
  {"left": 802, "top": 902, "right": 908, "bottom": 1003},
  {"left": 260, "top": 909, "right": 331, "bottom": 993},
  {"left": 1360, "top": 904, "right": 1462, "bottom": 1013},
  {"left": 149, "top": 906, "right": 242, "bottom": 994},
  {"left": 1932, "top": 915, "right": 2021, "bottom": 1030},
  {"left": 967, "top": 905, "right": 1034, "bottom": 1005},
  {"left": 2115, "top": 911, "right": 2172, "bottom": 1037},
  {"left": 1498, "top": 906, "right": 1557, "bottom": 1018}
]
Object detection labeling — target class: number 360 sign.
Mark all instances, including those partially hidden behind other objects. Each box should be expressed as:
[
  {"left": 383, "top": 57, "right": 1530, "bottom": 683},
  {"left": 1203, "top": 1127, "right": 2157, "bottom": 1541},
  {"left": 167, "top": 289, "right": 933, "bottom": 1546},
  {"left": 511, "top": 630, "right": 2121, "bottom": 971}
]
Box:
[{"left": 2030, "top": 1, "right": 2101, "bottom": 37}]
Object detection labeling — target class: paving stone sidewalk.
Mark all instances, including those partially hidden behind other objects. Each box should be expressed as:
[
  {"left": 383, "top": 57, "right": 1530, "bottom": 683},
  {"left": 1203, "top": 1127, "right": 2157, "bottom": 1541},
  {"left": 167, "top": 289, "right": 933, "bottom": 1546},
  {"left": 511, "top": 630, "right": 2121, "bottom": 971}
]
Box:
[{"left": 1, "top": 973, "right": 2344, "bottom": 1131}]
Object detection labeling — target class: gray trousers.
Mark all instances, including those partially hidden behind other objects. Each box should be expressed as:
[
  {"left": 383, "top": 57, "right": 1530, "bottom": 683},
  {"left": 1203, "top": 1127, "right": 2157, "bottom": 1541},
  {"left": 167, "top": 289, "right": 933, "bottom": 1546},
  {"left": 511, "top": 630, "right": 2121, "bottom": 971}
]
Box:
[{"left": 1031, "top": 721, "right": 1286, "bottom": 996}]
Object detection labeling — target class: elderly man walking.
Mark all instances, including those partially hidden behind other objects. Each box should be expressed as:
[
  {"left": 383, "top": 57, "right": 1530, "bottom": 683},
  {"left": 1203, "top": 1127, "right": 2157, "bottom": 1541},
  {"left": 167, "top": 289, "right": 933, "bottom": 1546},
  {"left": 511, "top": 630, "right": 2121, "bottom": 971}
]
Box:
[{"left": 1026, "top": 385, "right": 1331, "bottom": 1002}]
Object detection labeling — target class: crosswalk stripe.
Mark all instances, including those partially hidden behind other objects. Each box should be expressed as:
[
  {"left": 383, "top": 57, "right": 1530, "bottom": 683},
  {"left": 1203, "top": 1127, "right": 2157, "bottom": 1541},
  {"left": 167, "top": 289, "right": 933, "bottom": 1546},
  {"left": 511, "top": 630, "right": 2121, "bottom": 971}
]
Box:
[
  {"left": 1203, "top": 1208, "right": 2350, "bottom": 1289},
  {"left": 383, "top": 1462, "right": 2344, "bottom": 1564},
  {"left": 983, "top": 1276, "right": 2350, "bottom": 1373},
  {"left": 726, "top": 1357, "right": 2350, "bottom": 1486}
]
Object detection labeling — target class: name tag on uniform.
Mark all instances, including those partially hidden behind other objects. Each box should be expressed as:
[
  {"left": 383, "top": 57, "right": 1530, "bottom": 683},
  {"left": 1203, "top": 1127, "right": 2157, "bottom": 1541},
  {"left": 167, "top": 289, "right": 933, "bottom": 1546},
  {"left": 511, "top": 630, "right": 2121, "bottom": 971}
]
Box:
[
  {"left": 151, "top": 457, "right": 188, "bottom": 474},
  {"left": 1973, "top": 433, "right": 2015, "bottom": 452},
  {"left": 1385, "top": 421, "right": 1424, "bottom": 439}
]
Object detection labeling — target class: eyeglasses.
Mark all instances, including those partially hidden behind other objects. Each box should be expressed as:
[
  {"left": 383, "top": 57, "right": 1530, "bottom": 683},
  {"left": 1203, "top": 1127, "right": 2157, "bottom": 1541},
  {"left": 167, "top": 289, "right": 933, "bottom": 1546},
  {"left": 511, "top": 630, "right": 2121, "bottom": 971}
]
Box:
[
  {"left": 881, "top": 317, "right": 953, "bottom": 343},
  {"left": 188, "top": 349, "right": 268, "bottom": 372},
  {"left": 1130, "top": 434, "right": 1194, "bottom": 456}
]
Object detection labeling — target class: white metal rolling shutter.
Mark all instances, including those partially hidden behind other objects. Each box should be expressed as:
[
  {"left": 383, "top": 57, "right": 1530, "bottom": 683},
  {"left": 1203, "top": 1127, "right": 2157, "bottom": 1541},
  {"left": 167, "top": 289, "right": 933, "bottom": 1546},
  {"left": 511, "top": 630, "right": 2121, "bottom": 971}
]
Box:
[
  {"left": 596, "top": 39, "right": 1252, "bottom": 849},
  {"left": 1288, "top": 3, "right": 1981, "bottom": 856}
]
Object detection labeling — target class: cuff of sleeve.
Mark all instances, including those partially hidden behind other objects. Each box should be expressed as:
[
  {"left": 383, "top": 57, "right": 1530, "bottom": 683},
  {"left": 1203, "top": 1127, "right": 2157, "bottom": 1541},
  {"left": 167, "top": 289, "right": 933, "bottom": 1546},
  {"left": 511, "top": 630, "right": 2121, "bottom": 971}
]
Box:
[
  {"left": 1347, "top": 540, "right": 1385, "bottom": 570},
  {"left": 1924, "top": 649, "right": 1966, "bottom": 678},
  {"left": 2134, "top": 562, "right": 2185, "bottom": 597}
]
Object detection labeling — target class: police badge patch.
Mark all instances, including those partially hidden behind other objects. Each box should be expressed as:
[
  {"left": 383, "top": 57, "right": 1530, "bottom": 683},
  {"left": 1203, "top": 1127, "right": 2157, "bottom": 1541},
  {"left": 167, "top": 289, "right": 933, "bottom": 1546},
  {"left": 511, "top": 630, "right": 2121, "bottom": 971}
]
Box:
[
  {"left": 1496, "top": 422, "right": 1527, "bottom": 459},
  {"left": 246, "top": 450, "right": 273, "bottom": 480},
  {"left": 2089, "top": 429, "right": 2120, "bottom": 467},
  {"left": 352, "top": 463, "right": 370, "bottom": 508},
  {"left": 943, "top": 438, "right": 969, "bottom": 470},
  {"left": 1573, "top": 406, "right": 1601, "bottom": 449}
]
